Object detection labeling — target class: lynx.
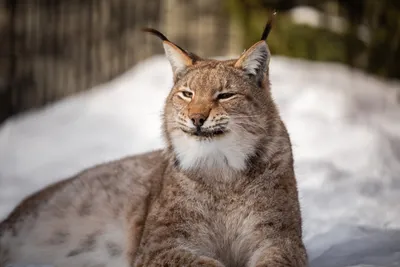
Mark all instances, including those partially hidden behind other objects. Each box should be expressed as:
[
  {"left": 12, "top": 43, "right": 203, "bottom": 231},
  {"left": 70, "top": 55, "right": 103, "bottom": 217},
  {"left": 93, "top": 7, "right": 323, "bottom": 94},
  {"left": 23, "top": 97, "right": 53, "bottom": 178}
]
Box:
[{"left": 0, "top": 15, "right": 307, "bottom": 267}]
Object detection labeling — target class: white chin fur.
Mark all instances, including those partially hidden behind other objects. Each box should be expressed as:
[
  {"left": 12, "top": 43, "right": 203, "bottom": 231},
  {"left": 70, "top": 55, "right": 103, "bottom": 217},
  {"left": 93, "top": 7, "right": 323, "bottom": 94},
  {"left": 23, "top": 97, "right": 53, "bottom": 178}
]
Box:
[{"left": 170, "top": 130, "right": 256, "bottom": 172}]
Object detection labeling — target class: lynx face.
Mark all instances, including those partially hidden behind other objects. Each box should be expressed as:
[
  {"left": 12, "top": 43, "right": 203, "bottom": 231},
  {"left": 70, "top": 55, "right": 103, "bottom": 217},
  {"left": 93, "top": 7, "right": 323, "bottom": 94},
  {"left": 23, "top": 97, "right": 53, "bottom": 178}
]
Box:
[
  {"left": 143, "top": 28, "right": 272, "bottom": 172},
  {"left": 163, "top": 54, "right": 272, "bottom": 172},
  {"left": 170, "top": 64, "right": 259, "bottom": 134}
]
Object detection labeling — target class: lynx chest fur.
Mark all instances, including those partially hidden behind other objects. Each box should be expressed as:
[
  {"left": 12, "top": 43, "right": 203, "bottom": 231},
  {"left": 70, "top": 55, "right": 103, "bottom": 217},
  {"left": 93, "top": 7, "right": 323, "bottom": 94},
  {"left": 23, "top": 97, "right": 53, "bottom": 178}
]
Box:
[
  {"left": 1, "top": 15, "right": 307, "bottom": 267},
  {"left": 140, "top": 165, "right": 301, "bottom": 267}
]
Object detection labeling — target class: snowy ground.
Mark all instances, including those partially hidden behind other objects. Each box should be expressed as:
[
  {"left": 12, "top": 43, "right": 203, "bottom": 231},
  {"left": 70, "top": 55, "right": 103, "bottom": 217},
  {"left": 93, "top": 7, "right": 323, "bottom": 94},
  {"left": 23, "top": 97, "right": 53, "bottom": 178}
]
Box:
[{"left": 1, "top": 55, "right": 400, "bottom": 266}]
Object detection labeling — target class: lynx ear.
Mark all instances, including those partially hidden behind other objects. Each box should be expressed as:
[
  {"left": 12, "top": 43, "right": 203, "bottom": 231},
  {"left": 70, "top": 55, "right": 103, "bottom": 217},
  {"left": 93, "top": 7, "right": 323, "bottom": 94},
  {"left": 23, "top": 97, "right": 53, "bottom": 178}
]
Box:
[
  {"left": 234, "top": 41, "right": 270, "bottom": 81},
  {"left": 142, "top": 28, "right": 198, "bottom": 79},
  {"left": 163, "top": 41, "right": 193, "bottom": 77},
  {"left": 234, "top": 12, "right": 275, "bottom": 83}
]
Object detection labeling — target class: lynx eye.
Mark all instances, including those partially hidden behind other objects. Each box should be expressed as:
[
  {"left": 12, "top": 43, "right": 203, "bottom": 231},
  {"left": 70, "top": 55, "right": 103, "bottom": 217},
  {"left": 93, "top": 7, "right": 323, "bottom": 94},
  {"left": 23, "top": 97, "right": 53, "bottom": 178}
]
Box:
[
  {"left": 180, "top": 91, "right": 193, "bottom": 99},
  {"left": 217, "top": 92, "right": 235, "bottom": 100}
]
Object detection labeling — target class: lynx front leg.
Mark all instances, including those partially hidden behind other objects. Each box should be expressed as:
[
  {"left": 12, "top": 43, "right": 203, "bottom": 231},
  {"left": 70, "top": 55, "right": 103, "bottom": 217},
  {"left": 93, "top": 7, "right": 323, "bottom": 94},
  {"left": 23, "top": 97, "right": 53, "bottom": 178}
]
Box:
[
  {"left": 248, "top": 239, "right": 307, "bottom": 267},
  {"left": 133, "top": 247, "right": 225, "bottom": 267}
]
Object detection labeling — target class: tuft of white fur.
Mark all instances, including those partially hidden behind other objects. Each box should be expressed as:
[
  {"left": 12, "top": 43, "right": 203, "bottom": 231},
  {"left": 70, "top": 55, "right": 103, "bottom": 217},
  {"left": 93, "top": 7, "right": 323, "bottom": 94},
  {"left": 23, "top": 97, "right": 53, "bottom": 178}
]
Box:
[
  {"left": 240, "top": 42, "right": 270, "bottom": 76},
  {"left": 170, "top": 126, "right": 257, "bottom": 173}
]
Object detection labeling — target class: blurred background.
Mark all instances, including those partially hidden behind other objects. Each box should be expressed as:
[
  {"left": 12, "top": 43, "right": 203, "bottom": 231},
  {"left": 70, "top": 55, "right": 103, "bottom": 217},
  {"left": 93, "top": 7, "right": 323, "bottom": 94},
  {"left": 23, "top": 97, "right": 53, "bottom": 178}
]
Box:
[{"left": 1, "top": 0, "right": 400, "bottom": 122}]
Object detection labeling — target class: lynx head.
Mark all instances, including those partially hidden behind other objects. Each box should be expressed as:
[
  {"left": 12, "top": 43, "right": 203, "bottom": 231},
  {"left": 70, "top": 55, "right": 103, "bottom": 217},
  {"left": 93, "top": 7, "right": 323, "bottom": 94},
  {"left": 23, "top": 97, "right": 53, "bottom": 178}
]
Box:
[{"left": 143, "top": 13, "right": 279, "bottom": 173}]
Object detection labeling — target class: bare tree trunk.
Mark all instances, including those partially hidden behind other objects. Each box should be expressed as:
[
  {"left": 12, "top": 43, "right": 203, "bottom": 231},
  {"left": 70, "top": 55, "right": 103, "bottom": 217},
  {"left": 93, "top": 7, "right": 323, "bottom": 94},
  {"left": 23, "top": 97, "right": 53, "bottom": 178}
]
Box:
[{"left": 0, "top": 0, "right": 14, "bottom": 122}]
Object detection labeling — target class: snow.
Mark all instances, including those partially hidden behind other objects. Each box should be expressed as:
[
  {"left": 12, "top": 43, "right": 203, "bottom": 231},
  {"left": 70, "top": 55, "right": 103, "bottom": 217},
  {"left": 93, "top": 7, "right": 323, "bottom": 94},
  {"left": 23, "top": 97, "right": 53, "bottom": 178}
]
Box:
[{"left": 1, "top": 55, "right": 400, "bottom": 266}]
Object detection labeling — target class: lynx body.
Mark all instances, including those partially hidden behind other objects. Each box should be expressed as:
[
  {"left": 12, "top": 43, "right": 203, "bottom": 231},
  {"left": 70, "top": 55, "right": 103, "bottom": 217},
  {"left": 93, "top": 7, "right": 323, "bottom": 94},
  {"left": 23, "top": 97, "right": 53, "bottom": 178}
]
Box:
[{"left": 0, "top": 17, "right": 307, "bottom": 267}]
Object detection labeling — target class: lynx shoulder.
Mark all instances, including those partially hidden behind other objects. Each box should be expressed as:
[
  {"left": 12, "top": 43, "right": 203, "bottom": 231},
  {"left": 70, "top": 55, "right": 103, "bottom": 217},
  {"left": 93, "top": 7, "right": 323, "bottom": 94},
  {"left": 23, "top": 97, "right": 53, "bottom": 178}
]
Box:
[{"left": 1, "top": 13, "right": 307, "bottom": 267}]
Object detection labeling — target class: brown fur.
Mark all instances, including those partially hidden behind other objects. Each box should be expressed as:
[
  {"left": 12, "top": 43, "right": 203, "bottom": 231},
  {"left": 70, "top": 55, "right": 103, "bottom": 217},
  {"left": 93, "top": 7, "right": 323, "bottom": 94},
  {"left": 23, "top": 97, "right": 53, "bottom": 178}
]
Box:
[{"left": 0, "top": 19, "right": 307, "bottom": 267}]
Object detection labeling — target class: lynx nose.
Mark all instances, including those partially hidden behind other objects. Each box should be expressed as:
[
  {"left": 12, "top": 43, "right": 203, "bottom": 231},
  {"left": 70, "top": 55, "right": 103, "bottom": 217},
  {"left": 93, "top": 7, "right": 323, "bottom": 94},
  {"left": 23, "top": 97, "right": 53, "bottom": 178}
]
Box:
[{"left": 190, "top": 113, "right": 207, "bottom": 127}]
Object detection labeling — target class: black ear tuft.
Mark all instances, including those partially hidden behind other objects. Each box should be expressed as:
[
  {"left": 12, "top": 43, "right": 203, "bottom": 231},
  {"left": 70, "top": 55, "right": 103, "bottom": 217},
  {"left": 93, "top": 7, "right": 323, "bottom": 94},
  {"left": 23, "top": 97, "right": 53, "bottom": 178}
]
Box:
[
  {"left": 142, "top": 27, "right": 202, "bottom": 64},
  {"left": 142, "top": 28, "right": 169, "bottom": 41},
  {"left": 260, "top": 11, "right": 276, "bottom": 41},
  {"left": 142, "top": 28, "right": 187, "bottom": 53}
]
